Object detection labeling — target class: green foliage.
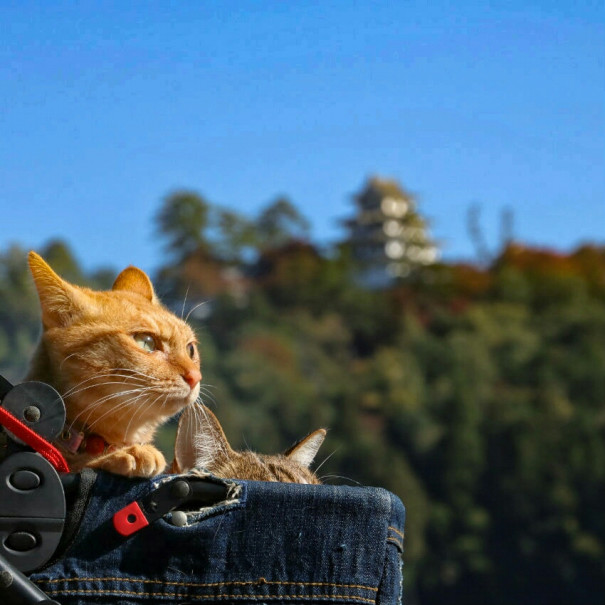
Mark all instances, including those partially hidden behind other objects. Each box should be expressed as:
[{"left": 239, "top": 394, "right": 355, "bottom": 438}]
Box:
[
  {"left": 0, "top": 246, "right": 38, "bottom": 380},
  {"left": 156, "top": 190, "right": 211, "bottom": 257},
  {"left": 214, "top": 209, "right": 258, "bottom": 263},
  {"left": 255, "top": 196, "right": 310, "bottom": 250},
  {"left": 2, "top": 216, "right": 604, "bottom": 604},
  {"left": 42, "top": 239, "right": 86, "bottom": 285}
]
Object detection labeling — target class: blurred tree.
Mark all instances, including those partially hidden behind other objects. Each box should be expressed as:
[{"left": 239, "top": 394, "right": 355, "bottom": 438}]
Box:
[
  {"left": 156, "top": 190, "right": 211, "bottom": 257},
  {"left": 41, "top": 239, "right": 84, "bottom": 284},
  {"left": 254, "top": 241, "right": 324, "bottom": 307},
  {"left": 0, "top": 244, "right": 40, "bottom": 380},
  {"left": 90, "top": 267, "right": 117, "bottom": 290},
  {"left": 255, "top": 197, "right": 310, "bottom": 250},
  {"left": 214, "top": 209, "right": 258, "bottom": 263},
  {"left": 467, "top": 204, "right": 516, "bottom": 266}
]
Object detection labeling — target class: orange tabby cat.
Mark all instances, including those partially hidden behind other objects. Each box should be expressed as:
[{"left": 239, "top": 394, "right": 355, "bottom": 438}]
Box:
[
  {"left": 173, "top": 404, "right": 326, "bottom": 484},
  {"left": 26, "top": 251, "right": 201, "bottom": 477}
]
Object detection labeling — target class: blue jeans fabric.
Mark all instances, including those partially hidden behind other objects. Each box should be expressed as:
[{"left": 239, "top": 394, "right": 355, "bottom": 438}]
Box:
[{"left": 30, "top": 471, "right": 405, "bottom": 605}]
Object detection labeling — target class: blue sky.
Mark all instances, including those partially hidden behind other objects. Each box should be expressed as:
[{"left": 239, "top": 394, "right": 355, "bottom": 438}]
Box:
[{"left": 1, "top": 1, "right": 603, "bottom": 274}]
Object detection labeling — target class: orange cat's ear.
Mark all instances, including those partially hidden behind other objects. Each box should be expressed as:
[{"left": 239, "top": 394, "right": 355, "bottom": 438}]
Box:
[
  {"left": 284, "top": 429, "right": 327, "bottom": 468},
  {"left": 28, "top": 251, "right": 90, "bottom": 328},
  {"left": 173, "top": 405, "right": 234, "bottom": 473},
  {"left": 112, "top": 266, "right": 156, "bottom": 303}
]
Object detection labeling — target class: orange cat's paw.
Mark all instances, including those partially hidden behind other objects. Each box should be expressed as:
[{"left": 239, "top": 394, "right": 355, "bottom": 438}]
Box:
[{"left": 89, "top": 444, "right": 167, "bottom": 478}]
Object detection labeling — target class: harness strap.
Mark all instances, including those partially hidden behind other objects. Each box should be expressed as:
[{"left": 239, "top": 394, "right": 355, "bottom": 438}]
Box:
[{"left": 0, "top": 406, "right": 70, "bottom": 473}]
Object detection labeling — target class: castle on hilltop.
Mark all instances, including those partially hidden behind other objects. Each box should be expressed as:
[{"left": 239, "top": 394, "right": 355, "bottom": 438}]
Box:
[{"left": 344, "top": 176, "right": 440, "bottom": 286}]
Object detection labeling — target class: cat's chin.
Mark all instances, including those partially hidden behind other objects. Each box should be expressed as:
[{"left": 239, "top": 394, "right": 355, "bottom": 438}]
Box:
[
  {"left": 163, "top": 400, "right": 190, "bottom": 416},
  {"left": 160, "top": 392, "right": 197, "bottom": 415},
  {"left": 185, "top": 385, "right": 201, "bottom": 407}
]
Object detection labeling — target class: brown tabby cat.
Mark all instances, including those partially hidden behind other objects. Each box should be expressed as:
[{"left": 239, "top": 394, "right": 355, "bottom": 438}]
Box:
[
  {"left": 26, "top": 251, "right": 201, "bottom": 477},
  {"left": 173, "top": 404, "right": 326, "bottom": 484}
]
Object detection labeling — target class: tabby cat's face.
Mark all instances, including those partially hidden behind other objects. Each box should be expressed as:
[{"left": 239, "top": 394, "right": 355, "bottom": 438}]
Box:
[
  {"left": 207, "top": 449, "right": 324, "bottom": 484},
  {"left": 27, "top": 252, "right": 201, "bottom": 445}
]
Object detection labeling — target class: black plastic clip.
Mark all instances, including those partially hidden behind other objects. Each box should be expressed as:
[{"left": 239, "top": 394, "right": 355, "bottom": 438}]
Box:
[{"left": 113, "top": 477, "right": 228, "bottom": 537}]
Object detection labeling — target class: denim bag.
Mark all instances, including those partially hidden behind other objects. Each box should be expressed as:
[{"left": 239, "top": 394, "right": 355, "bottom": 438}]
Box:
[{"left": 29, "top": 470, "right": 405, "bottom": 605}]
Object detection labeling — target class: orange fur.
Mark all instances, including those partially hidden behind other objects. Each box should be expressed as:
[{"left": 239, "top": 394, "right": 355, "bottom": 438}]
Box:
[{"left": 26, "top": 251, "right": 202, "bottom": 477}]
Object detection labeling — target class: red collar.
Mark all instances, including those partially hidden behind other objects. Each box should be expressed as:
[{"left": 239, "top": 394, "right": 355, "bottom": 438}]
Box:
[{"left": 59, "top": 425, "right": 115, "bottom": 456}]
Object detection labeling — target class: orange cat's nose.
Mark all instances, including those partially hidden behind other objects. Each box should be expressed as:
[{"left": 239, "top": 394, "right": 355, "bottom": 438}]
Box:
[{"left": 182, "top": 368, "right": 202, "bottom": 389}]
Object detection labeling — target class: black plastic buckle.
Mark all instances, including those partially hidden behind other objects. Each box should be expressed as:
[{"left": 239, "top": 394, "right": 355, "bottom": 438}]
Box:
[
  {"left": 0, "top": 377, "right": 67, "bottom": 573},
  {"left": 113, "top": 477, "right": 228, "bottom": 537},
  {"left": 0, "top": 374, "right": 68, "bottom": 604}
]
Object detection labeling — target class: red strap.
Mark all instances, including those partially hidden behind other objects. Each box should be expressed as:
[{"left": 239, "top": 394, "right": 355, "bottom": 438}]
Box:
[{"left": 0, "top": 406, "right": 70, "bottom": 473}]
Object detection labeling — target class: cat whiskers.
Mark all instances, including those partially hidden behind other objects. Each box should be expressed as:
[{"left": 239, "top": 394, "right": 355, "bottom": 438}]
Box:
[
  {"left": 80, "top": 388, "right": 166, "bottom": 443},
  {"left": 197, "top": 384, "right": 218, "bottom": 407},
  {"left": 312, "top": 447, "right": 340, "bottom": 476},
  {"left": 320, "top": 475, "right": 362, "bottom": 485},
  {"left": 68, "top": 386, "right": 157, "bottom": 433},
  {"left": 79, "top": 399, "right": 141, "bottom": 434},
  {"left": 109, "top": 368, "right": 163, "bottom": 383},
  {"left": 62, "top": 379, "right": 149, "bottom": 404},
  {"left": 180, "top": 285, "right": 190, "bottom": 320},
  {"left": 61, "top": 367, "right": 163, "bottom": 412},
  {"left": 122, "top": 390, "right": 166, "bottom": 439},
  {"left": 59, "top": 353, "right": 79, "bottom": 371},
  {"left": 61, "top": 372, "right": 151, "bottom": 400},
  {"left": 185, "top": 300, "right": 209, "bottom": 323}
]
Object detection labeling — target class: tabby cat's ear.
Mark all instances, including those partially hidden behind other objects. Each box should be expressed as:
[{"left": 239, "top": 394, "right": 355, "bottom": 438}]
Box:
[
  {"left": 173, "top": 404, "right": 233, "bottom": 473},
  {"left": 193, "top": 406, "right": 235, "bottom": 471},
  {"left": 112, "top": 266, "right": 156, "bottom": 303},
  {"left": 28, "top": 251, "right": 90, "bottom": 329},
  {"left": 284, "top": 429, "right": 326, "bottom": 468},
  {"left": 172, "top": 404, "right": 197, "bottom": 473}
]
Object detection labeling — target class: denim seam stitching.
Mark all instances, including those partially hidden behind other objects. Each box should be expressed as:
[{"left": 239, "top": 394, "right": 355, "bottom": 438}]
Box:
[
  {"left": 387, "top": 526, "right": 404, "bottom": 540},
  {"left": 387, "top": 537, "right": 403, "bottom": 549},
  {"left": 36, "top": 577, "right": 378, "bottom": 592},
  {"left": 41, "top": 588, "right": 376, "bottom": 603}
]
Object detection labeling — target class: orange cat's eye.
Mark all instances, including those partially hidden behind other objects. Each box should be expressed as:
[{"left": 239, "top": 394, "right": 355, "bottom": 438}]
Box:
[
  {"left": 134, "top": 333, "right": 157, "bottom": 353},
  {"left": 187, "top": 343, "right": 197, "bottom": 359}
]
